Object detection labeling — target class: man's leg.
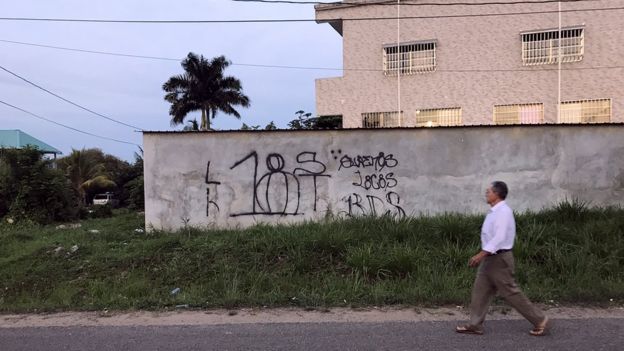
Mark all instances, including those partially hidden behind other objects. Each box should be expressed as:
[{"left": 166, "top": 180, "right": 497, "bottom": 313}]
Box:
[
  {"left": 467, "top": 264, "right": 497, "bottom": 329},
  {"left": 492, "top": 254, "right": 546, "bottom": 326}
]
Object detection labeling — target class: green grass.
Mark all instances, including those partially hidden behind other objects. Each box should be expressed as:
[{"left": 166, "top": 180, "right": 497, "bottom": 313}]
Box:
[{"left": 0, "top": 202, "right": 623, "bottom": 313}]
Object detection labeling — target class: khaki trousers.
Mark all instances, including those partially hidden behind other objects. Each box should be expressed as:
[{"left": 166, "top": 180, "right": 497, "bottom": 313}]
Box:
[{"left": 469, "top": 251, "right": 545, "bottom": 329}]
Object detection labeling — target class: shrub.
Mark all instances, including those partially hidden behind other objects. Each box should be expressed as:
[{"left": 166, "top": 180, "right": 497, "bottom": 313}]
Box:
[
  {"left": 89, "top": 204, "right": 113, "bottom": 219},
  {"left": 0, "top": 147, "right": 78, "bottom": 224}
]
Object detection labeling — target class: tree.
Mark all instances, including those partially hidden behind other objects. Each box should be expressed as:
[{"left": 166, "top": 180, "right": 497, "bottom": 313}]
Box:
[
  {"left": 264, "top": 121, "right": 278, "bottom": 130},
  {"left": 288, "top": 110, "right": 342, "bottom": 130},
  {"left": 241, "top": 121, "right": 278, "bottom": 130},
  {"left": 241, "top": 123, "right": 260, "bottom": 130},
  {"left": 163, "top": 53, "right": 251, "bottom": 131},
  {"left": 288, "top": 110, "right": 312, "bottom": 130},
  {"left": 125, "top": 149, "right": 144, "bottom": 210},
  {"left": 57, "top": 149, "right": 116, "bottom": 206},
  {"left": 0, "top": 147, "right": 78, "bottom": 223}
]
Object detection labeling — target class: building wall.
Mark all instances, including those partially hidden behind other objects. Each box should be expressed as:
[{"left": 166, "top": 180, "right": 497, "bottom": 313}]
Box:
[
  {"left": 144, "top": 126, "right": 624, "bottom": 230},
  {"left": 315, "top": 0, "right": 624, "bottom": 127}
]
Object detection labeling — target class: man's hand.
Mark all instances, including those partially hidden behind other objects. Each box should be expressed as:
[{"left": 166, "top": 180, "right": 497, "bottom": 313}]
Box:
[{"left": 469, "top": 251, "right": 489, "bottom": 267}]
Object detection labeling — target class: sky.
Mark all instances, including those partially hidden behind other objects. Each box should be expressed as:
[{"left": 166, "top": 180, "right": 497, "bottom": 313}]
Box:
[{"left": 0, "top": 0, "right": 342, "bottom": 161}]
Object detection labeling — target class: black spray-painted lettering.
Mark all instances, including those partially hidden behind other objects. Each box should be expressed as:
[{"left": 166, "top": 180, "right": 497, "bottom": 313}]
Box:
[
  {"left": 204, "top": 148, "right": 406, "bottom": 220},
  {"left": 340, "top": 192, "right": 405, "bottom": 219},
  {"left": 294, "top": 152, "right": 331, "bottom": 211},
  {"left": 352, "top": 171, "right": 398, "bottom": 191},
  {"left": 205, "top": 161, "right": 221, "bottom": 216},
  {"left": 338, "top": 152, "right": 398, "bottom": 171},
  {"left": 228, "top": 151, "right": 329, "bottom": 217}
]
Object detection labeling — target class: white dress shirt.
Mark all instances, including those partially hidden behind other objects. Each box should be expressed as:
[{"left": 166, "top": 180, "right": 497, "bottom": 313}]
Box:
[{"left": 481, "top": 201, "right": 516, "bottom": 254}]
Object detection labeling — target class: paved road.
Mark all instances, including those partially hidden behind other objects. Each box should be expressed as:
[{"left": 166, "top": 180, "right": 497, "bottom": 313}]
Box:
[{"left": 1, "top": 318, "right": 622, "bottom": 351}]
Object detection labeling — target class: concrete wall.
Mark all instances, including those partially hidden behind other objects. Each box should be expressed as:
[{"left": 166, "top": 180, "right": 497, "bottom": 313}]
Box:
[
  {"left": 144, "top": 125, "right": 624, "bottom": 230},
  {"left": 315, "top": 0, "right": 624, "bottom": 127}
]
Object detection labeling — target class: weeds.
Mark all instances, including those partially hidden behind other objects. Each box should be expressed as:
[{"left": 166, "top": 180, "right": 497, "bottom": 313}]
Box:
[{"left": 0, "top": 201, "right": 622, "bottom": 312}]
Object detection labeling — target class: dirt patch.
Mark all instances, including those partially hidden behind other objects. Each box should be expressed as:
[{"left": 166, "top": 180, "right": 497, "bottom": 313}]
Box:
[{"left": 1, "top": 305, "right": 623, "bottom": 328}]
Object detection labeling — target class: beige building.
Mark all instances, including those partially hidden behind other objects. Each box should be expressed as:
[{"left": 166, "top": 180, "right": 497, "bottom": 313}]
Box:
[{"left": 315, "top": 0, "right": 623, "bottom": 128}]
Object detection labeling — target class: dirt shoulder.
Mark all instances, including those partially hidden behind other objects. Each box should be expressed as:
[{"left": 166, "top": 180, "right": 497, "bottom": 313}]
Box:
[{"left": 1, "top": 305, "right": 623, "bottom": 328}]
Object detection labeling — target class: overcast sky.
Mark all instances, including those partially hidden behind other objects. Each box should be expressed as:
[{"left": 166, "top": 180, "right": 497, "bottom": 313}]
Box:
[{"left": 0, "top": 0, "right": 342, "bottom": 161}]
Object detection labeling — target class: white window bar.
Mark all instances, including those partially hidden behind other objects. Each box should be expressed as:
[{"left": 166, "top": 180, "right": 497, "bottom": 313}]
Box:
[
  {"left": 521, "top": 27, "right": 584, "bottom": 66},
  {"left": 362, "top": 111, "right": 403, "bottom": 128},
  {"left": 559, "top": 98, "right": 611, "bottom": 124},
  {"left": 415, "top": 108, "right": 462, "bottom": 127},
  {"left": 493, "top": 103, "right": 544, "bottom": 125},
  {"left": 383, "top": 41, "right": 436, "bottom": 76}
]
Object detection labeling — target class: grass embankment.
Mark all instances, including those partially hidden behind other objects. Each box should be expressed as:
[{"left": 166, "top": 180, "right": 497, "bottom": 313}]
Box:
[{"left": 0, "top": 202, "right": 623, "bottom": 313}]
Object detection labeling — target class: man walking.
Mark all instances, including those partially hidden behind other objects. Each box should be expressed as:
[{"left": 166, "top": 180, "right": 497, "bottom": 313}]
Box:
[{"left": 456, "top": 181, "right": 549, "bottom": 336}]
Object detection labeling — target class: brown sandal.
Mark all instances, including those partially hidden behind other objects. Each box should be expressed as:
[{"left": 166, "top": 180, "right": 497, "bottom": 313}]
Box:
[
  {"left": 529, "top": 317, "right": 550, "bottom": 336},
  {"left": 456, "top": 325, "right": 484, "bottom": 335}
]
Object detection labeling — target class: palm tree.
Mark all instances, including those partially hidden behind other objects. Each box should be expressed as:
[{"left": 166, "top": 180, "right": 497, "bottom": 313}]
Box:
[
  {"left": 58, "top": 149, "right": 116, "bottom": 206},
  {"left": 163, "top": 53, "right": 251, "bottom": 130}
]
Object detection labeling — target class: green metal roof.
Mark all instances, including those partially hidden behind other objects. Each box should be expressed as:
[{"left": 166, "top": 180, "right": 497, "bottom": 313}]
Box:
[{"left": 0, "top": 129, "right": 62, "bottom": 154}]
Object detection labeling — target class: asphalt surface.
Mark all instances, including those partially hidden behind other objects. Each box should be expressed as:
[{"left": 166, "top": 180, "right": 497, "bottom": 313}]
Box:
[{"left": 1, "top": 318, "right": 622, "bottom": 351}]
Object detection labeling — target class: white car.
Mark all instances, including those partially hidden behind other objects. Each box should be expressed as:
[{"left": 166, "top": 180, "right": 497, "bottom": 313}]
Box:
[{"left": 93, "top": 193, "right": 119, "bottom": 207}]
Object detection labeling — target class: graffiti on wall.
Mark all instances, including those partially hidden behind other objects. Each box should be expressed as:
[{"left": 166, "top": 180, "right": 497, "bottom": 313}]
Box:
[
  {"left": 333, "top": 149, "right": 406, "bottom": 218},
  {"left": 205, "top": 161, "right": 221, "bottom": 216},
  {"left": 203, "top": 149, "right": 406, "bottom": 219},
  {"left": 224, "top": 151, "right": 331, "bottom": 217}
]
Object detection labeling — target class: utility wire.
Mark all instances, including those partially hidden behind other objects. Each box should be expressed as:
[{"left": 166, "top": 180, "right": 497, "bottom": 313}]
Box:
[
  {"left": 1, "top": 38, "right": 623, "bottom": 73},
  {"left": 0, "top": 39, "right": 180, "bottom": 62},
  {"left": 0, "top": 6, "right": 623, "bottom": 23},
  {"left": 0, "top": 64, "right": 145, "bottom": 131},
  {"left": 0, "top": 99, "right": 141, "bottom": 147},
  {"left": 0, "top": 39, "right": 353, "bottom": 70},
  {"left": 0, "top": 38, "right": 350, "bottom": 70}
]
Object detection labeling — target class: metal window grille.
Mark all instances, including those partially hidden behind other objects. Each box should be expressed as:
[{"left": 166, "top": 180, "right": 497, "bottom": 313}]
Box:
[
  {"left": 559, "top": 98, "right": 611, "bottom": 123},
  {"left": 521, "top": 27, "right": 584, "bottom": 65},
  {"left": 362, "top": 111, "right": 403, "bottom": 128},
  {"left": 415, "top": 108, "right": 462, "bottom": 127},
  {"left": 383, "top": 41, "right": 436, "bottom": 75},
  {"left": 493, "top": 103, "right": 544, "bottom": 125}
]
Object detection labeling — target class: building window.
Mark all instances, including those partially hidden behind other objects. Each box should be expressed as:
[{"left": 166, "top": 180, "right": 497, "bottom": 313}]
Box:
[
  {"left": 415, "top": 108, "right": 462, "bottom": 127},
  {"left": 383, "top": 41, "right": 436, "bottom": 75},
  {"left": 521, "top": 27, "right": 584, "bottom": 65},
  {"left": 559, "top": 98, "right": 611, "bottom": 123},
  {"left": 494, "top": 103, "right": 544, "bottom": 125},
  {"left": 362, "top": 111, "right": 403, "bottom": 128}
]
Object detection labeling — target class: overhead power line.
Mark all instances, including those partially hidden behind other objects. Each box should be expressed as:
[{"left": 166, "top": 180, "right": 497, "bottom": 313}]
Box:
[
  {"left": 0, "top": 64, "right": 145, "bottom": 131},
  {"left": 0, "top": 39, "right": 352, "bottom": 70},
  {"left": 0, "top": 39, "right": 180, "bottom": 62},
  {"left": 1, "top": 38, "right": 624, "bottom": 73},
  {"left": 0, "top": 99, "right": 141, "bottom": 147},
  {"left": 0, "top": 6, "right": 623, "bottom": 23}
]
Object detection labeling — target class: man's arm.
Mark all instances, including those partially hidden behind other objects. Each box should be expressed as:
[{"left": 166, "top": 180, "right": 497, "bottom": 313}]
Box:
[{"left": 469, "top": 250, "right": 489, "bottom": 267}]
